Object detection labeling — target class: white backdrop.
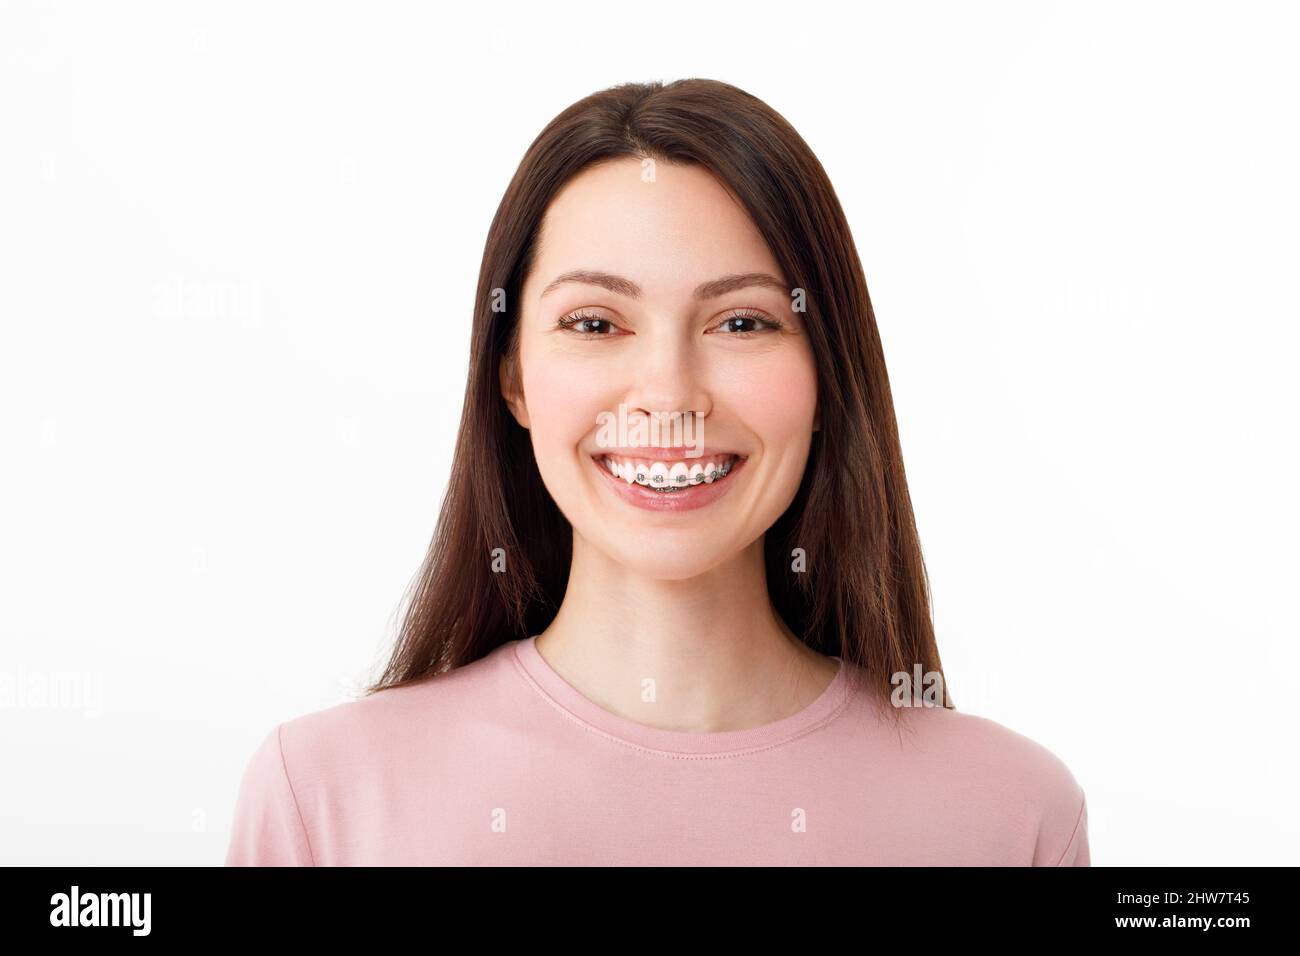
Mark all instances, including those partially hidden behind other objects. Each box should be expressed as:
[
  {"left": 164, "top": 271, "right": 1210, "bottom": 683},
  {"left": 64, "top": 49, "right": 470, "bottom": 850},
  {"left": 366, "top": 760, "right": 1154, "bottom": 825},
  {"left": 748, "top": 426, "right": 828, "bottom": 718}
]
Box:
[{"left": 1, "top": 0, "right": 1295, "bottom": 865}]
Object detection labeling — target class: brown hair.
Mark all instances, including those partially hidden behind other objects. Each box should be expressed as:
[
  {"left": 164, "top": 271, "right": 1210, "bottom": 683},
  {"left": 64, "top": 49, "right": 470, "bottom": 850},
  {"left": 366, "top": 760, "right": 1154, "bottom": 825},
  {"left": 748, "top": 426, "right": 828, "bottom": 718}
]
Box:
[{"left": 364, "top": 78, "right": 953, "bottom": 716}]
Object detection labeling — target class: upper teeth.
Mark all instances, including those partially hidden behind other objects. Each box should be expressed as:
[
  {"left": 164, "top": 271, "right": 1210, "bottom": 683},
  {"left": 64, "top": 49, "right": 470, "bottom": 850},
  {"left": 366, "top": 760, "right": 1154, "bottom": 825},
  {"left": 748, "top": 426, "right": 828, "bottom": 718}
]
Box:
[{"left": 600, "top": 455, "right": 737, "bottom": 490}]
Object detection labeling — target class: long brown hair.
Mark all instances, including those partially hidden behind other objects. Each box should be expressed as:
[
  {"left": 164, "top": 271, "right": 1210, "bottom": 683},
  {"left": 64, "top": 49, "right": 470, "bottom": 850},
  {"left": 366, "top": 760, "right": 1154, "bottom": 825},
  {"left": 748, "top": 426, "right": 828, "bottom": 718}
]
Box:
[{"left": 364, "top": 78, "right": 952, "bottom": 714}]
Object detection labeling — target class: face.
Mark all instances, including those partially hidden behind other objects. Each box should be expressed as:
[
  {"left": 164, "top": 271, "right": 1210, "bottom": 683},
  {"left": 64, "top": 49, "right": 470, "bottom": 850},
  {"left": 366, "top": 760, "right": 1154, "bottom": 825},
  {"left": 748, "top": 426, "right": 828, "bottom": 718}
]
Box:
[{"left": 503, "top": 157, "right": 819, "bottom": 580}]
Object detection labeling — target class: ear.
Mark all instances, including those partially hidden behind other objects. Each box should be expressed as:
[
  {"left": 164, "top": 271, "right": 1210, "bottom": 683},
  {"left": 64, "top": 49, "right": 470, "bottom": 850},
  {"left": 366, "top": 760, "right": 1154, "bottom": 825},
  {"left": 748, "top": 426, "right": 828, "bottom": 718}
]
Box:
[{"left": 499, "top": 354, "right": 530, "bottom": 429}]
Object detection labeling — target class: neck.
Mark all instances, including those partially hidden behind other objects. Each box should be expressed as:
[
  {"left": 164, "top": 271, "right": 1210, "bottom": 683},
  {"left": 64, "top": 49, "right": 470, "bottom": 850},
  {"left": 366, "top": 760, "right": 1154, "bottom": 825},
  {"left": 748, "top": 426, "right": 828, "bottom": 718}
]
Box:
[{"left": 534, "top": 531, "right": 838, "bottom": 733}]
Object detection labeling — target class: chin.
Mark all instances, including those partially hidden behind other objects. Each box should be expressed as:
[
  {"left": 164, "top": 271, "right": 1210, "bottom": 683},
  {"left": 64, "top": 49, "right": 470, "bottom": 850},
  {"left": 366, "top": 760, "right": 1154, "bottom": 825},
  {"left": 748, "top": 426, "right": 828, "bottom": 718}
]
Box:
[{"left": 589, "top": 534, "right": 732, "bottom": 581}]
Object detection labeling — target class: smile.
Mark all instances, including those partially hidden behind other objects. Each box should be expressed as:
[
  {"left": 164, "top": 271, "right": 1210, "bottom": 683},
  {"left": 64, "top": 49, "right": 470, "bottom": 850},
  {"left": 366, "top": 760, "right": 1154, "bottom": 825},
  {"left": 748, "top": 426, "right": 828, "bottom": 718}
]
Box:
[
  {"left": 590, "top": 452, "right": 748, "bottom": 512},
  {"left": 597, "top": 454, "right": 740, "bottom": 492}
]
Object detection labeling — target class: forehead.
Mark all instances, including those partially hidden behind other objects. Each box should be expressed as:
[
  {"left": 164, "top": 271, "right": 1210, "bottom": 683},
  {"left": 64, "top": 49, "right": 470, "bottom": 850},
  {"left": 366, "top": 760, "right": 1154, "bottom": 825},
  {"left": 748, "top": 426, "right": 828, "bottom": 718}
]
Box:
[{"left": 524, "top": 157, "right": 783, "bottom": 300}]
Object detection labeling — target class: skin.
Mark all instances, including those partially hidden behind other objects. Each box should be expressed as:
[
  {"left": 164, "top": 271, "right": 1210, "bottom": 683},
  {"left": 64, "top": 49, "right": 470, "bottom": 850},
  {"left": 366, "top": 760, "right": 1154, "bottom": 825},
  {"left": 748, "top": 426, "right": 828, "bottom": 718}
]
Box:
[{"left": 500, "top": 156, "right": 838, "bottom": 733}]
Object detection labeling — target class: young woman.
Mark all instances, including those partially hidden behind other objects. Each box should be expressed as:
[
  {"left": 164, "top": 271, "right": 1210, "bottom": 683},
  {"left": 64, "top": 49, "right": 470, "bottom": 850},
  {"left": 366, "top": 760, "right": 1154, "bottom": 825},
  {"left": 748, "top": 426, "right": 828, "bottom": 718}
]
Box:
[{"left": 226, "top": 78, "right": 1089, "bottom": 866}]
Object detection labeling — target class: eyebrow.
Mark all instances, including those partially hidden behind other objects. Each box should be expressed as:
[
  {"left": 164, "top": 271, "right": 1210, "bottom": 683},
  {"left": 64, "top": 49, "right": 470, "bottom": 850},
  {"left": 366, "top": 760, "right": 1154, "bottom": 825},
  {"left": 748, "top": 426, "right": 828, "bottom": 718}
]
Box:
[{"left": 538, "top": 270, "right": 789, "bottom": 301}]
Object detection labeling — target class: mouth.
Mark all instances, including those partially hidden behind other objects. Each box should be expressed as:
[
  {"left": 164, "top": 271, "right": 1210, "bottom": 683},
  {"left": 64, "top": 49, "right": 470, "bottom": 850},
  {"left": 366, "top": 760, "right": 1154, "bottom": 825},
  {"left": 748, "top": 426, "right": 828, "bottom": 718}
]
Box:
[
  {"left": 593, "top": 453, "right": 743, "bottom": 492},
  {"left": 590, "top": 451, "right": 748, "bottom": 512}
]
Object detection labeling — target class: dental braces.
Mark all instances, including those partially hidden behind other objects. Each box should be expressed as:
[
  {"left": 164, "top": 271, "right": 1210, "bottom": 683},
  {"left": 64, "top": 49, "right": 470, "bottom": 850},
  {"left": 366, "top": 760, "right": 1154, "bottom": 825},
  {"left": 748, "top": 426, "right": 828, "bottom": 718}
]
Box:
[{"left": 633, "top": 460, "right": 733, "bottom": 493}]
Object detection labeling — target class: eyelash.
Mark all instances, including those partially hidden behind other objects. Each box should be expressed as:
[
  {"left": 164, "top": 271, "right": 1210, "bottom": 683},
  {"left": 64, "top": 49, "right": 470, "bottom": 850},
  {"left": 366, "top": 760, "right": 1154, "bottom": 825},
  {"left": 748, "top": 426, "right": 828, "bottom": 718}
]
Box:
[{"left": 555, "top": 309, "right": 786, "bottom": 337}]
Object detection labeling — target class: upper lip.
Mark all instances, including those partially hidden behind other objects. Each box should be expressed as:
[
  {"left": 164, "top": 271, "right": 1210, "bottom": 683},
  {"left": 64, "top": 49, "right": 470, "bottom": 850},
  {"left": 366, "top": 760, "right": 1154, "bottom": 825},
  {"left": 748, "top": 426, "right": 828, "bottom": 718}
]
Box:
[{"left": 593, "top": 447, "right": 744, "bottom": 460}]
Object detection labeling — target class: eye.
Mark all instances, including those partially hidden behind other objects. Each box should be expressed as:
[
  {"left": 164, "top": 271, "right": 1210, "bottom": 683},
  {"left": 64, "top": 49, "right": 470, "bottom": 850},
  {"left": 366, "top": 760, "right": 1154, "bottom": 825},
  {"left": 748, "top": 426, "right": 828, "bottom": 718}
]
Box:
[
  {"left": 709, "top": 310, "right": 785, "bottom": 336},
  {"left": 556, "top": 310, "right": 626, "bottom": 336}
]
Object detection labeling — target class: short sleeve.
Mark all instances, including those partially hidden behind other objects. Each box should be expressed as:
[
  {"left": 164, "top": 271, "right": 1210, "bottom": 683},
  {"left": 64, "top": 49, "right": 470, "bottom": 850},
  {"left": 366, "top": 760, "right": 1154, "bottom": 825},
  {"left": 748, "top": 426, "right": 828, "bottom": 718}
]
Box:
[
  {"left": 224, "top": 723, "right": 315, "bottom": 866},
  {"left": 1045, "top": 791, "right": 1090, "bottom": 867}
]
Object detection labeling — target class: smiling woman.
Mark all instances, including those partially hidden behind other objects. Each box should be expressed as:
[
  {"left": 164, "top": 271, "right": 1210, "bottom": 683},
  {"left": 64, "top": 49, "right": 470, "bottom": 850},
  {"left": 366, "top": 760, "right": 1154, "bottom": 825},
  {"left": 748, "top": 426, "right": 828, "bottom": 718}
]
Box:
[{"left": 225, "top": 77, "right": 1089, "bottom": 867}]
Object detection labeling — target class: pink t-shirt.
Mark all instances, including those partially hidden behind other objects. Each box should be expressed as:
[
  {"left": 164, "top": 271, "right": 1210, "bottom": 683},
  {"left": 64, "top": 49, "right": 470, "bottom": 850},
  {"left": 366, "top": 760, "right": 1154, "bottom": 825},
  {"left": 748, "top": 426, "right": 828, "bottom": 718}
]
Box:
[{"left": 225, "top": 635, "right": 1090, "bottom": 865}]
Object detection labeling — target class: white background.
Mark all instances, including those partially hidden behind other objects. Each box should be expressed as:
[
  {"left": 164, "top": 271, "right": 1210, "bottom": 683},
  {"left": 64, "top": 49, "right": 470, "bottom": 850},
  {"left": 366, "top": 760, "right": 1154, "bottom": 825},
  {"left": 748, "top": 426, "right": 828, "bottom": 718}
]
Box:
[{"left": 1, "top": 0, "right": 1296, "bottom": 865}]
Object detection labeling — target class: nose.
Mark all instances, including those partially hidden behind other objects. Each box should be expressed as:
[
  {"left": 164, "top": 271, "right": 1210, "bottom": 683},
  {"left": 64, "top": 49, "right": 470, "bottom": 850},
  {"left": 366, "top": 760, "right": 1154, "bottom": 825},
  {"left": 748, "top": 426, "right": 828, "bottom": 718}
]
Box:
[{"left": 622, "top": 333, "right": 713, "bottom": 425}]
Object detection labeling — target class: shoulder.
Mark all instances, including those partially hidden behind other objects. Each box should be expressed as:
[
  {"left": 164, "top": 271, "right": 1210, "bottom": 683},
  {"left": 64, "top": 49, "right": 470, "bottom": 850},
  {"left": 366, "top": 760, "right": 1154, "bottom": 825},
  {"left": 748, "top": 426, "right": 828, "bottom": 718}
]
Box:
[
  {"left": 899, "top": 706, "right": 1081, "bottom": 791},
  {"left": 227, "top": 645, "right": 519, "bottom": 866},
  {"left": 270, "top": 641, "right": 519, "bottom": 776},
  {"left": 885, "top": 704, "right": 1090, "bottom": 864}
]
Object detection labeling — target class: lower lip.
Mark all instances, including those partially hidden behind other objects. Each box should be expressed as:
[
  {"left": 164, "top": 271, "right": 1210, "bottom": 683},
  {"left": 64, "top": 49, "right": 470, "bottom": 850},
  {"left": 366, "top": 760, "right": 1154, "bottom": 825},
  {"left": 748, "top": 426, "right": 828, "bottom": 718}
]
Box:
[{"left": 592, "top": 455, "right": 747, "bottom": 512}]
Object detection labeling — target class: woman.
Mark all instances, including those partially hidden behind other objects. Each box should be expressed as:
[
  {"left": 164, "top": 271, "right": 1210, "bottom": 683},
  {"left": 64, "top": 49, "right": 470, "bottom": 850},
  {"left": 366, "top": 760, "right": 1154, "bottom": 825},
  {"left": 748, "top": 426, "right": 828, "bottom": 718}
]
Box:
[{"left": 226, "top": 78, "right": 1089, "bottom": 866}]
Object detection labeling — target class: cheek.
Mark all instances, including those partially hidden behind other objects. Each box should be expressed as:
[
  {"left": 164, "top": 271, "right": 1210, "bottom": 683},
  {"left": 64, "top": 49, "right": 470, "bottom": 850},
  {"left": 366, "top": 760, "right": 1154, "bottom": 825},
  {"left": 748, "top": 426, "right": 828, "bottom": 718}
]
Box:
[
  {"left": 520, "top": 338, "right": 818, "bottom": 462},
  {"left": 721, "top": 346, "right": 818, "bottom": 448},
  {"left": 520, "top": 352, "right": 602, "bottom": 459}
]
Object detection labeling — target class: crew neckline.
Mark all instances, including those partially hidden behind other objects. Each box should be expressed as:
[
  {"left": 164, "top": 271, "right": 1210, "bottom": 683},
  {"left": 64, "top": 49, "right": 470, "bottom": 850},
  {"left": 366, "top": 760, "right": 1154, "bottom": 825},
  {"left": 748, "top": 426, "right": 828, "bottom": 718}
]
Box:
[{"left": 511, "top": 634, "right": 849, "bottom": 756}]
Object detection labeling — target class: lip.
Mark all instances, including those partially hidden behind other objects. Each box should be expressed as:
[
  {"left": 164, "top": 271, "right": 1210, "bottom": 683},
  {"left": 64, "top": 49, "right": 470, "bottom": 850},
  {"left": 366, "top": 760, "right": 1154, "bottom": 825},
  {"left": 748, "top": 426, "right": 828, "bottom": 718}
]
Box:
[
  {"left": 591, "top": 453, "right": 747, "bottom": 512},
  {"left": 594, "top": 446, "right": 736, "bottom": 460}
]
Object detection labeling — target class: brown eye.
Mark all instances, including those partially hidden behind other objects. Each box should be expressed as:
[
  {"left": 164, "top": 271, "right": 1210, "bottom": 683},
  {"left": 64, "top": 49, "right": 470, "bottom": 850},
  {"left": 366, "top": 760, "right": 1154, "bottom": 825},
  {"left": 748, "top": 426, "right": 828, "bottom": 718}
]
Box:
[
  {"left": 720, "top": 316, "right": 760, "bottom": 333},
  {"left": 557, "top": 311, "right": 624, "bottom": 335},
  {"left": 710, "top": 311, "right": 782, "bottom": 336}
]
